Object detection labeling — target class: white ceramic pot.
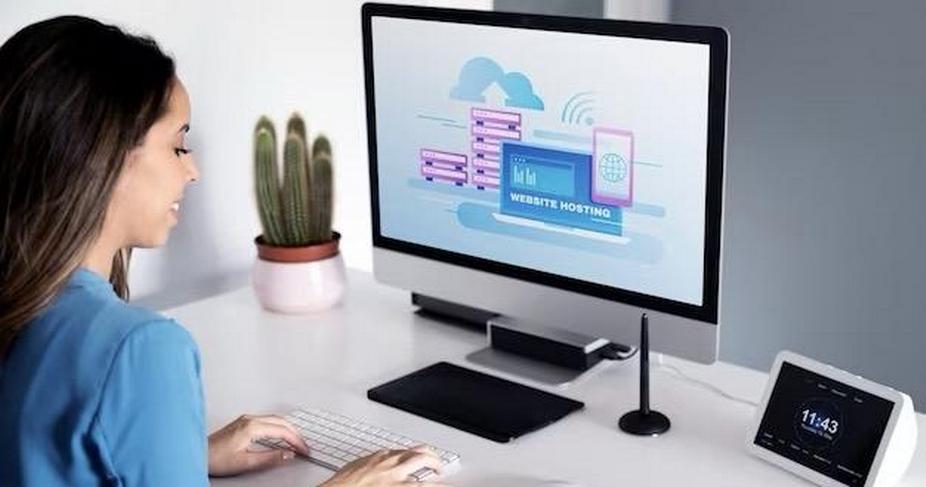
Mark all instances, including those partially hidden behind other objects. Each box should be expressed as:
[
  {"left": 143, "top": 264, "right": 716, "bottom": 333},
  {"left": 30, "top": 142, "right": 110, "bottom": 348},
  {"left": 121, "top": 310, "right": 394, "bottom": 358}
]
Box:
[{"left": 251, "top": 232, "right": 347, "bottom": 313}]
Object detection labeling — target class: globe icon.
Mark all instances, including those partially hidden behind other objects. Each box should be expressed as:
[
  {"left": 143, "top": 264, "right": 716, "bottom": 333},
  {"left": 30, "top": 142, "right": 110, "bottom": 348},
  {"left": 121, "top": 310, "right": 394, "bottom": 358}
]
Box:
[{"left": 599, "top": 153, "right": 627, "bottom": 182}]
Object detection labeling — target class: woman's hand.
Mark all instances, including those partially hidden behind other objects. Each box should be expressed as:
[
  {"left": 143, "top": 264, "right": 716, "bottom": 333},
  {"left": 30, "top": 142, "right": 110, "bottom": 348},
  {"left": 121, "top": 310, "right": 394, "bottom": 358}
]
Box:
[
  {"left": 320, "top": 445, "right": 446, "bottom": 486},
  {"left": 207, "top": 414, "right": 310, "bottom": 477}
]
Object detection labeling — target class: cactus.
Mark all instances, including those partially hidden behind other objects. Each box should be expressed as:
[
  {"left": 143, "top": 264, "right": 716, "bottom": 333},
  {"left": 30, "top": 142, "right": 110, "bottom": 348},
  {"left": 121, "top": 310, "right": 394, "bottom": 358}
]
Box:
[
  {"left": 286, "top": 113, "right": 308, "bottom": 148},
  {"left": 281, "top": 133, "right": 311, "bottom": 243},
  {"left": 309, "top": 135, "right": 333, "bottom": 242},
  {"left": 254, "top": 117, "right": 285, "bottom": 245},
  {"left": 253, "top": 113, "right": 335, "bottom": 247},
  {"left": 311, "top": 133, "right": 331, "bottom": 159}
]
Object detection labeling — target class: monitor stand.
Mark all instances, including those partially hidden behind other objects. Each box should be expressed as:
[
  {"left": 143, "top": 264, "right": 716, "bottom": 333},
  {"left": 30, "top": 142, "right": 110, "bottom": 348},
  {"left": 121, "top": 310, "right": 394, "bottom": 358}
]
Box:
[
  {"left": 412, "top": 293, "right": 632, "bottom": 387},
  {"left": 411, "top": 292, "right": 497, "bottom": 332}
]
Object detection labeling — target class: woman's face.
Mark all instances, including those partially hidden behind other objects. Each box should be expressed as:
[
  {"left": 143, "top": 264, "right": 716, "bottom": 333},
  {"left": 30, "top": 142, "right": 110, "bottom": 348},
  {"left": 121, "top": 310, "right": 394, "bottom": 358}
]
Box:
[{"left": 106, "top": 78, "right": 199, "bottom": 248}]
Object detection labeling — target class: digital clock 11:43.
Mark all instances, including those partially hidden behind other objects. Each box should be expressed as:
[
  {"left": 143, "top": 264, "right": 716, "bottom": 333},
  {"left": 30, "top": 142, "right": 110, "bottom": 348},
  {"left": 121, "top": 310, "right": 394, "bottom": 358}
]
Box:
[
  {"left": 802, "top": 409, "right": 839, "bottom": 435},
  {"left": 795, "top": 399, "right": 843, "bottom": 448}
]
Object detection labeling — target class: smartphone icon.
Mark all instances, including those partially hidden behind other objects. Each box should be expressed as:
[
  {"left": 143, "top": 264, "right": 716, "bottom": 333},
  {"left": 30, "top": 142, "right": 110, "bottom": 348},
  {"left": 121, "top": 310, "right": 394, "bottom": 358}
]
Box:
[{"left": 592, "top": 128, "right": 634, "bottom": 207}]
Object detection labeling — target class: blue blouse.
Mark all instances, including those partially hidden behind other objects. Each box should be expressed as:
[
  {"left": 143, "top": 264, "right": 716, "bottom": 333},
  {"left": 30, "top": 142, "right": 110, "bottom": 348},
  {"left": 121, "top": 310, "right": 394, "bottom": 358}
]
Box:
[{"left": 0, "top": 268, "right": 208, "bottom": 486}]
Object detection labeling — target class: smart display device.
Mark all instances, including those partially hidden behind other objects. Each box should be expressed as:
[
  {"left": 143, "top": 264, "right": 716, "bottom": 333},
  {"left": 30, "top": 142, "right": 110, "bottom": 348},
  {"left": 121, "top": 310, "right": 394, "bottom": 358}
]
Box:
[{"left": 747, "top": 351, "right": 917, "bottom": 486}]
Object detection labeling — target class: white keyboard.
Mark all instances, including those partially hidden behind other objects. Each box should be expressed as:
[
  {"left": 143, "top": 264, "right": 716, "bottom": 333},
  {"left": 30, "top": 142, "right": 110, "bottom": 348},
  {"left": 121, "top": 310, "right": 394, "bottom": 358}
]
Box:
[{"left": 258, "top": 407, "right": 461, "bottom": 482}]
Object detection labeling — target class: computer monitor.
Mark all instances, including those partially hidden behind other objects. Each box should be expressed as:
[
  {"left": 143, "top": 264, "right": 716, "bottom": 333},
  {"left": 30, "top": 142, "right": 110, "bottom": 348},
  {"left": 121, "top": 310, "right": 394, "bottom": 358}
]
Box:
[{"left": 362, "top": 3, "right": 728, "bottom": 364}]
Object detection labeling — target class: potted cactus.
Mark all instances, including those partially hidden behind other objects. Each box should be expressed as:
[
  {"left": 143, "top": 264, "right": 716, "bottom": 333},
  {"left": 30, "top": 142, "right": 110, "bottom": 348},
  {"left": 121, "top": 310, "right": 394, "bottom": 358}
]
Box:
[{"left": 251, "top": 113, "right": 346, "bottom": 313}]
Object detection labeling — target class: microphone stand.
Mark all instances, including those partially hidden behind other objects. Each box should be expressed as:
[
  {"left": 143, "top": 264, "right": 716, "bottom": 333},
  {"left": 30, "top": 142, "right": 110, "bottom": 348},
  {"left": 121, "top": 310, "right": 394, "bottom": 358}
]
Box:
[{"left": 619, "top": 313, "right": 670, "bottom": 436}]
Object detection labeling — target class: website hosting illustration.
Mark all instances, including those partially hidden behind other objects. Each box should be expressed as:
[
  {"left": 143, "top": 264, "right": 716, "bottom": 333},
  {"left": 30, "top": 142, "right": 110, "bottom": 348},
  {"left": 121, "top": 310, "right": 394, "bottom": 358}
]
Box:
[{"left": 373, "top": 18, "right": 710, "bottom": 305}]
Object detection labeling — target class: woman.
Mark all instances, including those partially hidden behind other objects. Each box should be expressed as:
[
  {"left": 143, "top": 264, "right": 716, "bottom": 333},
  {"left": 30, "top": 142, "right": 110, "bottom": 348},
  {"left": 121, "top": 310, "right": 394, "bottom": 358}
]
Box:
[{"left": 0, "top": 16, "right": 443, "bottom": 486}]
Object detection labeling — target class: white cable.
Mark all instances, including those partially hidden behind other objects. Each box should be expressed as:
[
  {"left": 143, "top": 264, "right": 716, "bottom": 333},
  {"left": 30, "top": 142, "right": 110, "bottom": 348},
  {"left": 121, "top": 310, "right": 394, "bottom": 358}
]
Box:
[{"left": 655, "top": 353, "right": 759, "bottom": 408}]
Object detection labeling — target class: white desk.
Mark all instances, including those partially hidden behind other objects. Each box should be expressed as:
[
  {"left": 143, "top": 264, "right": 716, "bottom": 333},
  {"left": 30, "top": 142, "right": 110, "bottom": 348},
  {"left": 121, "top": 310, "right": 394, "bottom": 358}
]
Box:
[{"left": 164, "top": 268, "right": 926, "bottom": 487}]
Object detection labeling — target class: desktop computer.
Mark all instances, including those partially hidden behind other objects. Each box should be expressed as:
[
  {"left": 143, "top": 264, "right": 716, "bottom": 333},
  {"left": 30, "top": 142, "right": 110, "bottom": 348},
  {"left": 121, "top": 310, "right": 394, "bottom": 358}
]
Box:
[
  {"left": 264, "top": 4, "right": 730, "bottom": 476},
  {"left": 362, "top": 4, "right": 729, "bottom": 364}
]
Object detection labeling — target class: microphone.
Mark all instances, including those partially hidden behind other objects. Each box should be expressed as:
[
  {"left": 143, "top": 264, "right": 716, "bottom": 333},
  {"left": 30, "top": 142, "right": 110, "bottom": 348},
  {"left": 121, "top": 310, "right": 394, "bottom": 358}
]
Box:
[{"left": 619, "top": 313, "right": 670, "bottom": 436}]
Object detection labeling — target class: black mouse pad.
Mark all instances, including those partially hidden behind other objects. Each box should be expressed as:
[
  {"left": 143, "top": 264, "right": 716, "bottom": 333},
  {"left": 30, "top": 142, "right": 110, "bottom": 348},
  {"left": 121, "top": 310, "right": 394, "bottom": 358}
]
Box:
[{"left": 367, "top": 362, "right": 584, "bottom": 443}]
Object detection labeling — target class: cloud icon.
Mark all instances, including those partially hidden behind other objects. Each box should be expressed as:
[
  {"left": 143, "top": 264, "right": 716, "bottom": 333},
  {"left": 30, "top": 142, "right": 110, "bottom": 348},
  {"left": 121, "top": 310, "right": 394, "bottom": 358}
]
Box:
[{"left": 450, "top": 57, "right": 544, "bottom": 110}]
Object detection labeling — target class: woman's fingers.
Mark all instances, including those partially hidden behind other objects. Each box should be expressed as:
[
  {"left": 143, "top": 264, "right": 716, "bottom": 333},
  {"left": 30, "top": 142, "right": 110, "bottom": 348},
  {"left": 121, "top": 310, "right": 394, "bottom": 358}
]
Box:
[
  {"left": 406, "top": 445, "right": 442, "bottom": 463},
  {"left": 244, "top": 448, "right": 295, "bottom": 471},
  {"left": 251, "top": 414, "right": 299, "bottom": 431},
  {"left": 250, "top": 415, "right": 309, "bottom": 453},
  {"left": 246, "top": 420, "right": 310, "bottom": 455},
  {"left": 360, "top": 446, "right": 444, "bottom": 478},
  {"left": 394, "top": 446, "right": 444, "bottom": 477}
]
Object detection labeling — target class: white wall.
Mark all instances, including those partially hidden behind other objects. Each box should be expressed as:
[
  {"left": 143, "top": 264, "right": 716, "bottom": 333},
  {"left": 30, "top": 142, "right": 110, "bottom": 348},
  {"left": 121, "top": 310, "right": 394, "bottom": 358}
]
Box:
[{"left": 0, "top": 0, "right": 489, "bottom": 307}]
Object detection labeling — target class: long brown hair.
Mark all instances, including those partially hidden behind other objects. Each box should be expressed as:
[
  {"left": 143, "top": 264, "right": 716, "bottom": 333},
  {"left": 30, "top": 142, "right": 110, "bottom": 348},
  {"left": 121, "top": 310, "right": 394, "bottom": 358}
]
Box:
[{"left": 0, "top": 16, "right": 175, "bottom": 355}]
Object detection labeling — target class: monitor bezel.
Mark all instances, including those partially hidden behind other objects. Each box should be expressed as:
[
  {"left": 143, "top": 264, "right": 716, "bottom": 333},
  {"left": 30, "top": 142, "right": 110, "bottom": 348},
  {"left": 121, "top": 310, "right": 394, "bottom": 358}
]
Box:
[{"left": 362, "top": 2, "right": 728, "bottom": 324}]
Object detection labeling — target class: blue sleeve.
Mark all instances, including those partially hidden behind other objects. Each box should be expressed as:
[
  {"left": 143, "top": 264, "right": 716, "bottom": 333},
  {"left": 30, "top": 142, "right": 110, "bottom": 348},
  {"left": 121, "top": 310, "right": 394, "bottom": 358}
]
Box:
[{"left": 94, "top": 319, "right": 208, "bottom": 486}]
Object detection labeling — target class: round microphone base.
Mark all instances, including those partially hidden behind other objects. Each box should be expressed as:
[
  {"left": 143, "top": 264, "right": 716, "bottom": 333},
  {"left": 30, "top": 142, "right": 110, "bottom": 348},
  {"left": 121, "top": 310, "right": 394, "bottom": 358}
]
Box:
[{"left": 619, "top": 409, "right": 671, "bottom": 436}]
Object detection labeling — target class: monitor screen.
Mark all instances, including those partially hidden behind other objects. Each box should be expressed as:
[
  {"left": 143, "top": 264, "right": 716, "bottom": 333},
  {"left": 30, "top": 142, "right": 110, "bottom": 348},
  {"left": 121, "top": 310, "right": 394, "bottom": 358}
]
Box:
[{"left": 365, "top": 7, "right": 726, "bottom": 322}]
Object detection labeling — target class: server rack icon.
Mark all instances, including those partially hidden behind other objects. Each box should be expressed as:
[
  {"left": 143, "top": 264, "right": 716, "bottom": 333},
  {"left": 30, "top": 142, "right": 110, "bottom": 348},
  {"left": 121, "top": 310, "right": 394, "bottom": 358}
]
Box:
[
  {"left": 470, "top": 108, "right": 522, "bottom": 190},
  {"left": 420, "top": 149, "right": 468, "bottom": 186}
]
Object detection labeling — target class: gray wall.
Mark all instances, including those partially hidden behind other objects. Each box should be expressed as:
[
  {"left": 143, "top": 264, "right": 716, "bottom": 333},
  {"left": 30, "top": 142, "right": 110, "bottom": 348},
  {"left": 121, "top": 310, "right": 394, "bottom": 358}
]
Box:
[
  {"left": 496, "top": 0, "right": 926, "bottom": 408},
  {"left": 495, "top": 0, "right": 603, "bottom": 18},
  {"left": 671, "top": 1, "right": 926, "bottom": 408}
]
